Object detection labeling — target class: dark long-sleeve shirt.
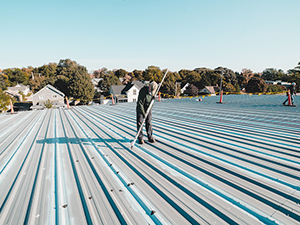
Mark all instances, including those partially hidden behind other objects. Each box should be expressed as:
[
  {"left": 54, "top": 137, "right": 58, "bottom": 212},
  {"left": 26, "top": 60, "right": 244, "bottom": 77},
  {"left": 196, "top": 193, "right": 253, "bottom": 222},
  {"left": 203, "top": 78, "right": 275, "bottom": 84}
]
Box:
[
  {"left": 289, "top": 85, "right": 296, "bottom": 95},
  {"left": 136, "top": 85, "right": 154, "bottom": 115}
]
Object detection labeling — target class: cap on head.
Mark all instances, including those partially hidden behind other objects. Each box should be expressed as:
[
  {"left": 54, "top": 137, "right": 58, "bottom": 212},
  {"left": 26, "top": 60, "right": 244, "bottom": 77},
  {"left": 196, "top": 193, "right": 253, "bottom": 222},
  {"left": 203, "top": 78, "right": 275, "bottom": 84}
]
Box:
[
  {"left": 292, "top": 82, "right": 296, "bottom": 85},
  {"left": 150, "top": 81, "right": 158, "bottom": 96}
]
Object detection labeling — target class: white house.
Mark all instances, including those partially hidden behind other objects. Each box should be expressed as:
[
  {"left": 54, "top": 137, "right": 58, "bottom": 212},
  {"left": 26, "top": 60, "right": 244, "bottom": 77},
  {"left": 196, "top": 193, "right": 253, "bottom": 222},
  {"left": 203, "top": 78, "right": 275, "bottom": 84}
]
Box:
[
  {"left": 6, "top": 83, "right": 32, "bottom": 101},
  {"left": 265, "top": 80, "right": 291, "bottom": 87},
  {"left": 7, "top": 83, "right": 31, "bottom": 96},
  {"left": 110, "top": 81, "right": 144, "bottom": 103},
  {"left": 5, "top": 90, "right": 23, "bottom": 102},
  {"left": 31, "top": 84, "right": 66, "bottom": 109}
]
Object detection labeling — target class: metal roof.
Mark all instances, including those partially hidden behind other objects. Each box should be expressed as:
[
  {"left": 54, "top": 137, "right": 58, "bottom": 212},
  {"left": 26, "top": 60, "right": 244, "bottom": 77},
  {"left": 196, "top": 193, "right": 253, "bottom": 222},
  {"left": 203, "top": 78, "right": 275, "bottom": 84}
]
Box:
[{"left": 0, "top": 94, "right": 299, "bottom": 225}]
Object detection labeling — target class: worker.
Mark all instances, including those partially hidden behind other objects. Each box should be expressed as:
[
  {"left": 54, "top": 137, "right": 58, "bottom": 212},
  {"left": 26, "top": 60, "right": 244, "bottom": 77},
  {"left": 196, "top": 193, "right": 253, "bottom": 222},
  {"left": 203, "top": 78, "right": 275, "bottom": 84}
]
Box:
[
  {"left": 136, "top": 81, "right": 158, "bottom": 144},
  {"left": 283, "top": 82, "right": 297, "bottom": 105}
]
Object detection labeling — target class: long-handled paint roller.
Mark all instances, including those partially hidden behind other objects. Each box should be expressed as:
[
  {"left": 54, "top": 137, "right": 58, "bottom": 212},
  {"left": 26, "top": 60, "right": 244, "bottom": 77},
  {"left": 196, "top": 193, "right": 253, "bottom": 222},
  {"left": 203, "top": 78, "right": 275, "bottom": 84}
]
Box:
[{"left": 130, "top": 69, "right": 169, "bottom": 149}]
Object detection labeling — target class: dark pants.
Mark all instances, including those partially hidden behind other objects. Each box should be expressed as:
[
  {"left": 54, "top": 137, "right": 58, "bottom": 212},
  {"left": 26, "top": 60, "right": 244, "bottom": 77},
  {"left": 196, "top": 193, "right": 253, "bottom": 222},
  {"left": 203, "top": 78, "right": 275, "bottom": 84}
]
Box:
[
  {"left": 137, "top": 110, "right": 153, "bottom": 140},
  {"left": 283, "top": 95, "right": 294, "bottom": 105}
]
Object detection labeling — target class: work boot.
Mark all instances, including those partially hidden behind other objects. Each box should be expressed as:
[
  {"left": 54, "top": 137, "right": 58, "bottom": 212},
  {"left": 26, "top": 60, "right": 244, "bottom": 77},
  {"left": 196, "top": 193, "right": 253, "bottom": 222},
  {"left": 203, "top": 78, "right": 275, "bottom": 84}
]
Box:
[
  {"left": 138, "top": 138, "right": 144, "bottom": 144},
  {"left": 148, "top": 137, "right": 155, "bottom": 143}
]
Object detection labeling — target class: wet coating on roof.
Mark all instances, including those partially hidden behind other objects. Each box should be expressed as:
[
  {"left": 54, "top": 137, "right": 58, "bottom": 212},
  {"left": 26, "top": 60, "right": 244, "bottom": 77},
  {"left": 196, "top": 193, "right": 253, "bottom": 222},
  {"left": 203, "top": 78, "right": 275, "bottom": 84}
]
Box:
[{"left": 0, "top": 94, "right": 299, "bottom": 224}]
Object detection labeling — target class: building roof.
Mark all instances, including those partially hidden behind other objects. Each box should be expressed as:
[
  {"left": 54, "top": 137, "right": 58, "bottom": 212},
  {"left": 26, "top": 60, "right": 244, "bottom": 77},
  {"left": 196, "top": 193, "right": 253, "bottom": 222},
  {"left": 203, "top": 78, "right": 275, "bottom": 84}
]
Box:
[
  {"left": 131, "top": 80, "right": 145, "bottom": 89},
  {"left": 33, "top": 84, "right": 65, "bottom": 97},
  {"left": 111, "top": 82, "right": 143, "bottom": 96},
  {"left": 7, "top": 84, "right": 30, "bottom": 93},
  {"left": 4, "top": 90, "right": 22, "bottom": 98},
  {"left": 110, "top": 84, "right": 126, "bottom": 95},
  {"left": 199, "top": 86, "right": 219, "bottom": 94},
  {"left": 0, "top": 94, "right": 299, "bottom": 224}
]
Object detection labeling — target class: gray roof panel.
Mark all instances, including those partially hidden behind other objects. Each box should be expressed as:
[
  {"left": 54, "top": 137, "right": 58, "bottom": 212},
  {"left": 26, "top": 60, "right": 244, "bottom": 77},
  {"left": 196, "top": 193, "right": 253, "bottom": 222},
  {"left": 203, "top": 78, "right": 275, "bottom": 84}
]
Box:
[{"left": 0, "top": 94, "right": 299, "bottom": 224}]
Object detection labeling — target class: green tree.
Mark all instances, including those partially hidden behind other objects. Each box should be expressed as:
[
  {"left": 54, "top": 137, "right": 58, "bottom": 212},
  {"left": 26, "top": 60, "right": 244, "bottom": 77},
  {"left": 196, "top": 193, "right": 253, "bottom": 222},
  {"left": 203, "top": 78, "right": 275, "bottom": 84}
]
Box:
[
  {"left": 3, "top": 68, "right": 30, "bottom": 86},
  {"left": 28, "top": 76, "right": 47, "bottom": 93},
  {"left": 245, "top": 77, "right": 267, "bottom": 93},
  {"left": 93, "top": 67, "right": 114, "bottom": 79},
  {"left": 266, "top": 84, "right": 284, "bottom": 93},
  {"left": 179, "top": 69, "right": 196, "bottom": 82},
  {"left": 214, "top": 67, "right": 237, "bottom": 86},
  {"left": 38, "top": 63, "right": 57, "bottom": 77},
  {"left": 234, "top": 84, "right": 241, "bottom": 92},
  {"left": 179, "top": 69, "right": 201, "bottom": 88},
  {"left": 0, "top": 91, "right": 10, "bottom": 112},
  {"left": 0, "top": 75, "right": 8, "bottom": 90},
  {"left": 261, "top": 68, "right": 286, "bottom": 81},
  {"left": 98, "top": 74, "right": 120, "bottom": 95},
  {"left": 68, "top": 71, "right": 94, "bottom": 102},
  {"left": 195, "top": 68, "right": 221, "bottom": 89},
  {"left": 287, "top": 62, "right": 300, "bottom": 92},
  {"left": 54, "top": 59, "right": 94, "bottom": 100},
  {"left": 132, "top": 70, "right": 144, "bottom": 81},
  {"left": 114, "top": 69, "right": 128, "bottom": 78},
  {"left": 161, "top": 71, "right": 175, "bottom": 95},
  {"left": 53, "top": 75, "right": 69, "bottom": 96},
  {"left": 143, "top": 66, "right": 163, "bottom": 82},
  {"left": 222, "top": 82, "right": 235, "bottom": 92}
]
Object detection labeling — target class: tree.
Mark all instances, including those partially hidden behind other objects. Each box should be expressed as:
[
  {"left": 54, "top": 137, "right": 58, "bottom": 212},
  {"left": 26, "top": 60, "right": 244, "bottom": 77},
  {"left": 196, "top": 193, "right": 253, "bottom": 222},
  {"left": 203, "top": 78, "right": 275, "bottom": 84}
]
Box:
[
  {"left": 98, "top": 74, "right": 120, "bottom": 95},
  {"left": 261, "top": 68, "right": 286, "bottom": 81},
  {"left": 28, "top": 76, "right": 47, "bottom": 93},
  {"left": 245, "top": 77, "right": 267, "bottom": 93},
  {"left": 179, "top": 69, "right": 201, "bottom": 88},
  {"left": 132, "top": 70, "right": 143, "bottom": 81},
  {"left": 114, "top": 69, "right": 128, "bottom": 78},
  {"left": 0, "top": 75, "right": 8, "bottom": 90},
  {"left": 55, "top": 59, "right": 94, "bottom": 100},
  {"left": 236, "top": 72, "right": 247, "bottom": 89},
  {"left": 93, "top": 67, "right": 114, "bottom": 78},
  {"left": 53, "top": 75, "right": 69, "bottom": 96},
  {"left": 194, "top": 68, "right": 222, "bottom": 89},
  {"left": 0, "top": 91, "right": 10, "bottom": 112},
  {"left": 3, "top": 68, "right": 30, "bottom": 86},
  {"left": 161, "top": 71, "right": 176, "bottom": 95},
  {"left": 287, "top": 62, "right": 300, "bottom": 92},
  {"left": 215, "top": 67, "right": 237, "bottom": 86},
  {"left": 143, "top": 66, "right": 163, "bottom": 82},
  {"left": 222, "top": 82, "right": 235, "bottom": 92},
  {"left": 68, "top": 71, "right": 95, "bottom": 102},
  {"left": 37, "top": 63, "right": 57, "bottom": 77},
  {"left": 266, "top": 84, "right": 284, "bottom": 93}
]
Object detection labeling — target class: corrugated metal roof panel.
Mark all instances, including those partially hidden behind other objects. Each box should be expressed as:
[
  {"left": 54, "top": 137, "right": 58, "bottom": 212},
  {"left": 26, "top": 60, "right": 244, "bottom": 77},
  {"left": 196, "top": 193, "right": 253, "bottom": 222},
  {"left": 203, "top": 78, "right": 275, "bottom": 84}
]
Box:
[{"left": 1, "top": 94, "right": 299, "bottom": 224}]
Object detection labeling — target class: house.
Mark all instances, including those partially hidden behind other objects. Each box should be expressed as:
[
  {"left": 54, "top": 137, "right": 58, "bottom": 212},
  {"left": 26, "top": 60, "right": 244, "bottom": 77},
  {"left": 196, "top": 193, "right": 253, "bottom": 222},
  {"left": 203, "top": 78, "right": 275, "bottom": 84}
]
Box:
[
  {"left": 110, "top": 81, "right": 144, "bottom": 103},
  {"left": 7, "top": 83, "right": 31, "bottom": 96},
  {"left": 199, "top": 86, "right": 219, "bottom": 95},
  {"left": 31, "top": 84, "right": 66, "bottom": 109},
  {"left": 5, "top": 90, "right": 23, "bottom": 102},
  {"left": 265, "top": 80, "right": 291, "bottom": 87}
]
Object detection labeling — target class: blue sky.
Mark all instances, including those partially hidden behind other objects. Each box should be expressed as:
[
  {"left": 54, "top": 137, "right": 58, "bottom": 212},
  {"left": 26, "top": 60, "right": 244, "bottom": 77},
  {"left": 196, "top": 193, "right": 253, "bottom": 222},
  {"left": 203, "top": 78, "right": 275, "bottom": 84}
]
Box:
[{"left": 1, "top": 0, "right": 299, "bottom": 73}]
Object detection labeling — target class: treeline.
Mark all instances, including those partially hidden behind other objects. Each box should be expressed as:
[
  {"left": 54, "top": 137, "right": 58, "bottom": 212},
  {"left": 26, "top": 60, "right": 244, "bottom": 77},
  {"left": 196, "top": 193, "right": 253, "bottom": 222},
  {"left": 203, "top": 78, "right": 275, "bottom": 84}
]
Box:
[
  {"left": 1, "top": 59, "right": 300, "bottom": 102},
  {"left": 93, "top": 63, "right": 300, "bottom": 96},
  {"left": 0, "top": 59, "right": 94, "bottom": 101}
]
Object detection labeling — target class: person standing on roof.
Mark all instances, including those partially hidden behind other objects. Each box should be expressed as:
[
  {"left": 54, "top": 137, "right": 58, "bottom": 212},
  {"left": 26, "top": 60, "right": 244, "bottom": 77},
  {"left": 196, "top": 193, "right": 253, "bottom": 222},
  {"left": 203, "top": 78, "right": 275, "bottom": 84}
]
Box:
[
  {"left": 136, "top": 81, "right": 158, "bottom": 144},
  {"left": 283, "top": 82, "right": 297, "bottom": 105}
]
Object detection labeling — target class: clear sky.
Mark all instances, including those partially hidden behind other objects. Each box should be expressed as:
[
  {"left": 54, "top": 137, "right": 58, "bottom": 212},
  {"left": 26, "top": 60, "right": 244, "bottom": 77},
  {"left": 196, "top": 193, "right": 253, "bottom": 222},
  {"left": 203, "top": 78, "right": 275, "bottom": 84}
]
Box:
[{"left": 1, "top": 0, "right": 299, "bottom": 73}]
